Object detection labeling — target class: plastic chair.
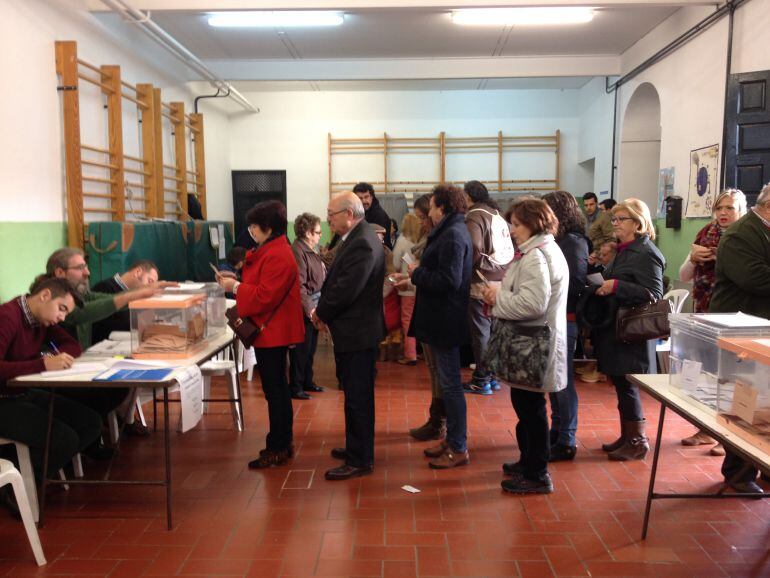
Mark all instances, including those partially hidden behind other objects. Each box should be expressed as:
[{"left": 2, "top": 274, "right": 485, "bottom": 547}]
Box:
[
  {"left": 663, "top": 288, "right": 690, "bottom": 314},
  {"left": 200, "top": 360, "right": 244, "bottom": 431},
  {"left": 0, "top": 459, "right": 46, "bottom": 565},
  {"left": 107, "top": 391, "right": 149, "bottom": 445}
]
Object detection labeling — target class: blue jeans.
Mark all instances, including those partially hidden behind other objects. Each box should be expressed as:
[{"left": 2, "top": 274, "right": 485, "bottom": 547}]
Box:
[
  {"left": 549, "top": 321, "right": 578, "bottom": 446},
  {"left": 431, "top": 344, "right": 467, "bottom": 453}
]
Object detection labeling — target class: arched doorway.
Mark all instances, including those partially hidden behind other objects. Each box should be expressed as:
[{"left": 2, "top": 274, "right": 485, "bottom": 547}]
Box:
[{"left": 618, "top": 83, "right": 661, "bottom": 211}]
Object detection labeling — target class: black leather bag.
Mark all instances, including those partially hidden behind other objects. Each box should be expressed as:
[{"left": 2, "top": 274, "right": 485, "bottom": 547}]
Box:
[
  {"left": 615, "top": 290, "right": 673, "bottom": 343},
  {"left": 226, "top": 277, "right": 296, "bottom": 348}
]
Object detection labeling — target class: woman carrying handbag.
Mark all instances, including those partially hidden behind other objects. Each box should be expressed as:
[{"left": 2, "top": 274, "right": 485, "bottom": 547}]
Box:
[{"left": 482, "top": 198, "right": 568, "bottom": 494}]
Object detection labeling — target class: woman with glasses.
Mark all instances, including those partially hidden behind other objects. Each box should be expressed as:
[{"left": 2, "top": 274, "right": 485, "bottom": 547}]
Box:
[
  {"left": 678, "top": 189, "right": 746, "bottom": 455},
  {"left": 592, "top": 198, "right": 665, "bottom": 461},
  {"left": 218, "top": 201, "right": 304, "bottom": 468},
  {"left": 289, "top": 213, "right": 327, "bottom": 400}
]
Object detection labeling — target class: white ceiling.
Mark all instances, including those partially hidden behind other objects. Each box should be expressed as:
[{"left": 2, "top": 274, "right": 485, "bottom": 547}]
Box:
[{"left": 90, "top": 2, "right": 690, "bottom": 92}]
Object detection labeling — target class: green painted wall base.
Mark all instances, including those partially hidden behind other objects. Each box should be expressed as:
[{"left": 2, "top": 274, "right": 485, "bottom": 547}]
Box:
[
  {"left": 0, "top": 222, "right": 67, "bottom": 303},
  {"left": 654, "top": 217, "right": 711, "bottom": 279}
]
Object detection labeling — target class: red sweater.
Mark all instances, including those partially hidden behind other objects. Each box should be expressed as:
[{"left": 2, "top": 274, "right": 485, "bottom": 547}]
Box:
[
  {"left": 0, "top": 297, "right": 82, "bottom": 393},
  {"left": 236, "top": 236, "right": 305, "bottom": 349}
]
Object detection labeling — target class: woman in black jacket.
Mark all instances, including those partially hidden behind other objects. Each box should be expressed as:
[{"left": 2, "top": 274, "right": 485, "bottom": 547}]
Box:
[
  {"left": 593, "top": 198, "right": 665, "bottom": 461},
  {"left": 543, "top": 192, "right": 589, "bottom": 462},
  {"left": 397, "top": 185, "right": 473, "bottom": 469}
]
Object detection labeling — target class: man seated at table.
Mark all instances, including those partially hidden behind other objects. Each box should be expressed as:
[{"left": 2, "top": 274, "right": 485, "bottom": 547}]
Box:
[{"left": 0, "top": 277, "right": 103, "bottom": 516}]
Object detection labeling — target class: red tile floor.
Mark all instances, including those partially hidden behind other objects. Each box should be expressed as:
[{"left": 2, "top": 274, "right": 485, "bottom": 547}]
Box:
[{"left": 1, "top": 343, "right": 769, "bottom": 577}]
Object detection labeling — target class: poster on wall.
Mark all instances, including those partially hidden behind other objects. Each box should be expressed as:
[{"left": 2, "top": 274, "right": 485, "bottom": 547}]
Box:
[
  {"left": 685, "top": 144, "right": 719, "bottom": 218},
  {"left": 657, "top": 167, "right": 675, "bottom": 218}
]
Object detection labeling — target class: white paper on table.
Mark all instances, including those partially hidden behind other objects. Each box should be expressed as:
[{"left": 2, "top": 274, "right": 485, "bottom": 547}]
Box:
[
  {"left": 166, "top": 283, "right": 205, "bottom": 291},
  {"left": 587, "top": 273, "right": 605, "bottom": 286},
  {"left": 40, "top": 361, "right": 110, "bottom": 377},
  {"left": 681, "top": 359, "right": 703, "bottom": 390},
  {"left": 87, "top": 339, "right": 131, "bottom": 357},
  {"left": 177, "top": 365, "right": 203, "bottom": 433},
  {"left": 217, "top": 224, "right": 226, "bottom": 260}
]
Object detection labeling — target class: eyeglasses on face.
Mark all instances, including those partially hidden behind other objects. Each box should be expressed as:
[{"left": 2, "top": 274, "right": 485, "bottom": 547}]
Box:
[
  {"left": 66, "top": 263, "right": 89, "bottom": 271},
  {"left": 610, "top": 216, "right": 633, "bottom": 224},
  {"left": 327, "top": 209, "right": 348, "bottom": 218}
]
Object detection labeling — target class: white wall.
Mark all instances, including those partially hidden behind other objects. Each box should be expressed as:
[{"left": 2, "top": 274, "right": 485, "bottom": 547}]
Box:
[
  {"left": 615, "top": 0, "right": 770, "bottom": 205},
  {"left": 0, "top": 0, "right": 232, "bottom": 223},
  {"left": 228, "top": 89, "right": 586, "bottom": 220},
  {"left": 577, "top": 76, "right": 615, "bottom": 197}
]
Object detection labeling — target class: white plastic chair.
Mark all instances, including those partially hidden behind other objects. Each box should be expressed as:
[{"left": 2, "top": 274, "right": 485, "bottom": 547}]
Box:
[
  {"left": 0, "top": 459, "right": 46, "bottom": 565},
  {"left": 107, "top": 391, "right": 149, "bottom": 445},
  {"left": 200, "top": 360, "right": 244, "bottom": 431},
  {"left": 663, "top": 288, "right": 690, "bottom": 314}
]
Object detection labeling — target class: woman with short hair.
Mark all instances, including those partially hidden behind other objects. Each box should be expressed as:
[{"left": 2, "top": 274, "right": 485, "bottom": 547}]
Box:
[
  {"left": 593, "top": 198, "right": 665, "bottom": 461},
  {"left": 289, "top": 212, "right": 326, "bottom": 400},
  {"left": 218, "top": 200, "right": 304, "bottom": 468},
  {"left": 482, "top": 198, "right": 568, "bottom": 494}
]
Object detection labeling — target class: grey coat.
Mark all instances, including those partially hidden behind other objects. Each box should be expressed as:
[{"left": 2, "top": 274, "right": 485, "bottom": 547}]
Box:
[
  {"left": 593, "top": 234, "right": 665, "bottom": 375},
  {"left": 491, "top": 233, "right": 569, "bottom": 393}
]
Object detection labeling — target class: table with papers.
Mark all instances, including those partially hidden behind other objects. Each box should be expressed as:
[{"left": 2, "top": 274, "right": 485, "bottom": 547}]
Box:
[{"left": 9, "top": 330, "right": 237, "bottom": 530}]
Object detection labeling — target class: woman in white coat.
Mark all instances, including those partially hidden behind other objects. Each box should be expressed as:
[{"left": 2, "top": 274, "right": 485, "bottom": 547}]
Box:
[{"left": 481, "top": 198, "right": 568, "bottom": 495}]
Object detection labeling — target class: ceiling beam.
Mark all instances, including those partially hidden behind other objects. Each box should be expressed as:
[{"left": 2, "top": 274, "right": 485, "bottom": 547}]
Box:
[
  {"left": 86, "top": 0, "right": 717, "bottom": 10},
  {"left": 204, "top": 55, "right": 621, "bottom": 80}
]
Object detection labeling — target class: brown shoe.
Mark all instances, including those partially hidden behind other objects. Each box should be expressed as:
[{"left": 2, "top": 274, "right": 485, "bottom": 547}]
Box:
[
  {"left": 409, "top": 419, "right": 446, "bottom": 441},
  {"left": 429, "top": 448, "right": 470, "bottom": 469},
  {"left": 710, "top": 443, "right": 726, "bottom": 456},
  {"left": 602, "top": 414, "right": 625, "bottom": 452},
  {"left": 681, "top": 430, "right": 714, "bottom": 446},
  {"left": 248, "top": 448, "right": 290, "bottom": 469},
  {"left": 423, "top": 440, "right": 448, "bottom": 458},
  {"left": 581, "top": 370, "right": 606, "bottom": 383},
  {"left": 608, "top": 420, "right": 649, "bottom": 461}
]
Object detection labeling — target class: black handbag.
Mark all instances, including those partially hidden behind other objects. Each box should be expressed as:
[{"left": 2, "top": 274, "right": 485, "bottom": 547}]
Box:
[
  {"left": 484, "top": 319, "right": 551, "bottom": 388},
  {"left": 226, "top": 277, "right": 296, "bottom": 348},
  {"left": 615, "top": 289, "right": 673, "bottom": 343}
]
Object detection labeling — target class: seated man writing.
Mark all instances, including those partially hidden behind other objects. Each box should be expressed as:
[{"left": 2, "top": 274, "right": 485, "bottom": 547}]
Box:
[{"left": 0, "top": 277, "right": 103, "bottom": 516}]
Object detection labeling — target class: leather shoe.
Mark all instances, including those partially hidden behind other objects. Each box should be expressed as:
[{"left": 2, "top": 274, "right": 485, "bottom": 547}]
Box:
[
  {"left": 304, "top": 384, "right": 325, "bottom": 392},
  {"left": 291, "top": 391, "right": 311, "bottom": 400},
  {"left": 330, "top": 447, "right": 347, "bottom": 460},
  {"left": 728, "top": 480, "right": 764, "bottom": 495},
  {"left": 325, "top": 464, "right": 373, "bottom": 480}
]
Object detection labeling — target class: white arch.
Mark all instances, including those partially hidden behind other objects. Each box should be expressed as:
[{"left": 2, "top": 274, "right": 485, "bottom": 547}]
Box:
[{"left": 618, "top": 82, "right": 662, "bottom": 213}]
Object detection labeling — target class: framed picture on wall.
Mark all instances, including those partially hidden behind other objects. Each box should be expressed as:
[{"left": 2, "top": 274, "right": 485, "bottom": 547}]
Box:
[{"left": 685, "top": 144, "right": 719, "bottom": 218}]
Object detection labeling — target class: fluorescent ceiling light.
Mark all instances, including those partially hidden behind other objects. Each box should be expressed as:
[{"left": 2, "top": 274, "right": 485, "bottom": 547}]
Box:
[
  {"left": 208, "top": 11, "right": 344, "bottom": 28},
  {"left": 452, "top": 8, "right": 594, "bottom": 26}
]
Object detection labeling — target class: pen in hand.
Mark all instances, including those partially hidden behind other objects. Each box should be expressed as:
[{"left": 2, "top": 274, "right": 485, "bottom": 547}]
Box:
[{"left": 48, "top": 341, "right": 61, "bottom": 355}]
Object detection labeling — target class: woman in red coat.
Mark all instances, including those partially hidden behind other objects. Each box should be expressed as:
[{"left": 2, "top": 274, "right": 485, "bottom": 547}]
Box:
[{"left": 219, "top": 201, "right": 304, "bottom": 468}]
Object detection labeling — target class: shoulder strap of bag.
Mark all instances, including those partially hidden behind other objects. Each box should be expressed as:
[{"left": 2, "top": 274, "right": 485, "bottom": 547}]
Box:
[
  {"left": 467, "top": 207, "right": 497, "bottom": 218},
  {"left": 258, "top": 274, "right": 297, "bottom": 331}
]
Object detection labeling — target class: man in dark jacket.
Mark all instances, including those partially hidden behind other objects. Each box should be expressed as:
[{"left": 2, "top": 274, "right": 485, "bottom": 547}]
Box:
[
  {"left": 91, "top": 260, "right": 160, "bottom": 343},
  {"left": 314, "top": 192, "right": 385, "bottom": 480},
  {"left": 709, "top": 184, "right": 770, "bottom": 494},
  {"left": 353, "top": 182, "right": 393, "bottom": 249}
]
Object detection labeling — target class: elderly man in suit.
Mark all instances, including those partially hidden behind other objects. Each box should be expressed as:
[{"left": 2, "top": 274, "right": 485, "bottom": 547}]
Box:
[{"left": 312, "top": 192, "right": 385, "bottom": 480}]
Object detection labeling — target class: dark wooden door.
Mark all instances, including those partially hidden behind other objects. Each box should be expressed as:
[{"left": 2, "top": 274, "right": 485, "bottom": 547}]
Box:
[
  {"left": 231, "top": 170, "right": 287, "bottom": 242},
  {"left": 724, "top": 69, "right": 770, "bottom": 206}
]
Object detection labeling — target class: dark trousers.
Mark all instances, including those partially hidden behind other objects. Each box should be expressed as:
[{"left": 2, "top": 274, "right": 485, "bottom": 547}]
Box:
[
  {"left": 722, "top": 450, "right": 758, "bottom": 484},
  {"left": 610, "top": 374, "right": 644, "bottom": 422},
  {"left": 431, "top": 345, "right": 467, "bottom": 452},
  {"left": 59, "top": 387, "right": 130, "bottom": 421},
  {"left": 467, "top": 298, "right": 492, "bottom": 382},
  {"left": 289, "top": 317, "right": 319, "bottom": 395},
  {"left": 0, "top": 389, "right": 102, "bottom": 479},
  {"left": 336, "top": 347, "right": 377, "bottom": 468},
  {"left": 510, "top": 387, "right": 550, "bottom": 480},
  {"left": 254, "top": 346, "right": 293, "bottom": 451}
]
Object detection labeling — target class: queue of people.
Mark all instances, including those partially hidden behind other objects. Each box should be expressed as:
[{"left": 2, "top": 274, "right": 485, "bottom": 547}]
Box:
[{"left": 1, "top": 182, "right": 768, "bottom": 517}]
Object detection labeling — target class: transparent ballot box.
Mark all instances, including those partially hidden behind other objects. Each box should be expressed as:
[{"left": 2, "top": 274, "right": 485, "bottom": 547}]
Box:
[
  {"left": 129, "top": 294, "right": 208, "bottom": 359},
  {"left": 165, "top": 282, "right": 226, "bottom": 337},
  {"left": 716, "top": 337, "right": 770, "bottom": 450},
  {"left": 668, "top": 313, "right": 770, "bottom": 410}
]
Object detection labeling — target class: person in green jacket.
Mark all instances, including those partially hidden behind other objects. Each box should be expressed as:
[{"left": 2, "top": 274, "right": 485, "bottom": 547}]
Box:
[{"left": 709, "top": 183, "right": 770, "bottom": 494}]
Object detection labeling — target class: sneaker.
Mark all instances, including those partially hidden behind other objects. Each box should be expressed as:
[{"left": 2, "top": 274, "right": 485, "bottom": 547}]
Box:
[
  {"left": 463, "top": 381, "right": 493, "bottom": 395},
  {"left": 501, "top": 474, "right": 554, "bottom": 494},
  {"left": 489, "top": 379, "right": 501, "bottom": 391},
  {"left": 681, "top": 430, "right": 714, "bottom": 446}
]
